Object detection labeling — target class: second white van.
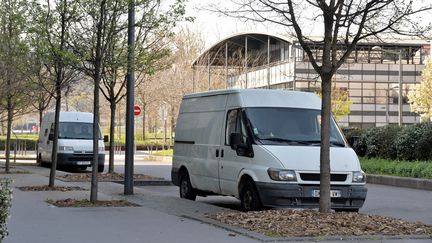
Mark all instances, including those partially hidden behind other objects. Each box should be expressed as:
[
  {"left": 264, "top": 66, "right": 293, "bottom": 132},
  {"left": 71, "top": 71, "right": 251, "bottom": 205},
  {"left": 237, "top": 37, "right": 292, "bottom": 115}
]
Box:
[
  {"left": 171, "top": 89, "right": 367, "bottom": 211},
  {"left": 37, "top": 112, "right": 106, "bottom": 172}
]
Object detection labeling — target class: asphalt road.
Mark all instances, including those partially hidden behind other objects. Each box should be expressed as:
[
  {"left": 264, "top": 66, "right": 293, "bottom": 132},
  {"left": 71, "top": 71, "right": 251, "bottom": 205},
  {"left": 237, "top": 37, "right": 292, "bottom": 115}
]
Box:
[{"left": 101, "top": 157, "right": 432, "bottom": 225}]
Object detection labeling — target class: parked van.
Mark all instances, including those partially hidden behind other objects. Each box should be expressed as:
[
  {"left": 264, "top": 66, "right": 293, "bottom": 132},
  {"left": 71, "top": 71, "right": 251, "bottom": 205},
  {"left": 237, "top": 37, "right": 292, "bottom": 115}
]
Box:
[
  {"left": 171, "top": 89, "right": 367, "bottom": 211},
  {"left": 37, "top": 112, "right": 106, "bottom": 172}
]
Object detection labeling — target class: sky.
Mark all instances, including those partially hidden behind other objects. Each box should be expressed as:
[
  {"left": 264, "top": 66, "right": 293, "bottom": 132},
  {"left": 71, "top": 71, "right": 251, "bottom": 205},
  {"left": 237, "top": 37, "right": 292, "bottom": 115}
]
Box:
[{"left": 183, "top": 0, "right": 432, "bottom": 48}]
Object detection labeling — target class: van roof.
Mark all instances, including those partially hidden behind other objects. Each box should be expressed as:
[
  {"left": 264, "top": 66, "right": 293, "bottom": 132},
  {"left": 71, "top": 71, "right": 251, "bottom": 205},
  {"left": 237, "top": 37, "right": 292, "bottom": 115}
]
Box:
[
  {"left": 43, "top": 111, "right": 94, "bottom": 123},
  {"left": 183, "top": 89, "right": 321, "bottom": 110}
]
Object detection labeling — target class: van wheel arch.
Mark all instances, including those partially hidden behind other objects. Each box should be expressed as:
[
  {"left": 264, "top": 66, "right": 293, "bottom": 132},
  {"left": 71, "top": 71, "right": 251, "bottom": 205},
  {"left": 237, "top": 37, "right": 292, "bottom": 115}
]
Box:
[
  {"left": 238, "top": 175, "right": 262, "bottom": 211},
  {"left": 178, "top": 166, "right": 196, "bottom": 200}
]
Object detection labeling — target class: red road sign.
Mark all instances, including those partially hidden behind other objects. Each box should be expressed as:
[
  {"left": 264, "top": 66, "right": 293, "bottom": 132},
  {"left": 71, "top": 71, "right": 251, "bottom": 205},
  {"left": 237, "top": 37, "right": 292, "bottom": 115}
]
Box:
[{"left": 134, "top": 106, "right": 141, "bottom": 116}]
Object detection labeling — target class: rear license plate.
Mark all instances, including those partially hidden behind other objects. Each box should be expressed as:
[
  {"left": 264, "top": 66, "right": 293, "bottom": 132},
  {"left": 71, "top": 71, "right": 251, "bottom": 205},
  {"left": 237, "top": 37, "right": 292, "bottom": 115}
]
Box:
[
  {"left": 77, "top": 161, "right": 91, "bottom": 165},
  {"left": 312, "top": 190, "right": 341, "bottom": 198}
]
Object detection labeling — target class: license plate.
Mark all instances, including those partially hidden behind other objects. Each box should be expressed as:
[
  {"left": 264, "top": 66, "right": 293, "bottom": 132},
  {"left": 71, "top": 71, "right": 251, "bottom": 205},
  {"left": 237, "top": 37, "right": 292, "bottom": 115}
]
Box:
[
  {"left": 312, "top": 190, "right": 342, "bottom": 198},
  {"left": 77, "top": 161, "right": 91, "bottom": 165}
]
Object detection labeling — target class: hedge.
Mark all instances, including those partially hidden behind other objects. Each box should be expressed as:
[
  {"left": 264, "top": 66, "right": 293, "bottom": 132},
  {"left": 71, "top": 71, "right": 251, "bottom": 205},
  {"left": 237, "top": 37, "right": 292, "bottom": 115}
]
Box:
[
  {"left": 0, "top": 179, "right": 12, "bottom": 241},
  {"left": 343, "top": 122, "right": 432, "bottom": 161}
]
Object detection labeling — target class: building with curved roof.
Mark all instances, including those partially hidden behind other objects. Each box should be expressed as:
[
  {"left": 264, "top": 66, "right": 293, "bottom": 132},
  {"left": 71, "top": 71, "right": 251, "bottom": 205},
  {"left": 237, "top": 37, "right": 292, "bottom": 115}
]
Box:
[{"left": 192, "top": 32, "right": 431, "bottom": 128}]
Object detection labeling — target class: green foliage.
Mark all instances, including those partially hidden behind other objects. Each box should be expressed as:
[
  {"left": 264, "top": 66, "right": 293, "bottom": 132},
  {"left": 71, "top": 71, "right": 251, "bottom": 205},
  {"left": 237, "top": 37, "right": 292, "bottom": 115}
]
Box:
[
  {"left": 408, "top": 58, "right": 432, "bottom": 121},
  {"left": 152, "top": 149, "right": 173, "bottom": 157},
  {"left": 0, "top": 178, "right": 12, "bottom": 241},
  {"left": 352, "top": 123, "right": 432, "bottom": 161},
  {"left": 362, "top": 125, "right": 402, "bottom": 159},
  {"left": 360, "top": 158, "right": 432, "bottom": 179},
  {"left": 316, "top": 85, "right": 352, "bottom": 121},
  {"left": 394, "top": 122, "right": 432, "bottom": 161}
]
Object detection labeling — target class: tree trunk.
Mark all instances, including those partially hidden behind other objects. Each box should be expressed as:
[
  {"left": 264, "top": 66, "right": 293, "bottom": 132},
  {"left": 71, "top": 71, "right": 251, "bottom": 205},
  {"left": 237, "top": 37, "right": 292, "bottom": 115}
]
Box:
[
  {"left": 319, "top": 77, "right": 332, "bottom": 213},
  {"left": 49, "top": 86, "right": 61, "bottom": 187},
  {"left": 142, "top": 103, "right": 145, "bottom": 141},
  {"left": 90, "top": 0, "right": 107, "bottom": 203},
  {"left": 38, "top": 103, "right": 44, "bottom": 131},
  {"left": 5, "top": 96, "right": 13, "bottom": 173},
  {"left": 108, "top": 101, "right": 116, "bottom": 173}
]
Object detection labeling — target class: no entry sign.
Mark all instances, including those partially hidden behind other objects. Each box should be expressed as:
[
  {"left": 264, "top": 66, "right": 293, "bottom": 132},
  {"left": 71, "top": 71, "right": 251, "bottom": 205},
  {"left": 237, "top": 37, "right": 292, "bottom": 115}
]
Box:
[{"left": 133, "top": 106, "right": 141, "bottom": 116}]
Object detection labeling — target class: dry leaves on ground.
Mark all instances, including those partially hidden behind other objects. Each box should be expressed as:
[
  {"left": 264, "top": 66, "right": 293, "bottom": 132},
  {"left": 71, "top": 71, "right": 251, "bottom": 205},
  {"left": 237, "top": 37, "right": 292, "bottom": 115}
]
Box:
[
  {"left": 47, "top": 198, "right": 139, "bottom": 207},
  {"left": 18, "top": 185, "right": 86, "bottom": 192},
  {"left": 208, "top": 209, "right": 432, "bottom": 237},
  {"left": 60, "top": 172, "right": 164, "bottom": 182}
]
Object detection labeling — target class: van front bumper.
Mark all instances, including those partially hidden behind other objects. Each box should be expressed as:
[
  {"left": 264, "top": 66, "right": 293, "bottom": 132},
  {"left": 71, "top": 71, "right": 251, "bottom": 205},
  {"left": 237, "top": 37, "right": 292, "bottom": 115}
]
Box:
[
  {"left": 255, "top": 182, "right": 367, "bottom": 210},
  {"left": 57, "top": 153, "right": 105, "bottom": 167}
]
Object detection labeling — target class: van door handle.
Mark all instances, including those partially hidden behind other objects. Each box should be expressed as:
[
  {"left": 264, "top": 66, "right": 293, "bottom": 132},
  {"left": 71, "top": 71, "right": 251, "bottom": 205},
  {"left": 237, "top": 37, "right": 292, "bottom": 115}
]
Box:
[
  {"left": 216, "top": 149, "right": 219, "bottom": 157},
  {"left": 221, "top": 149, "right": 224, "bottom": 158}
]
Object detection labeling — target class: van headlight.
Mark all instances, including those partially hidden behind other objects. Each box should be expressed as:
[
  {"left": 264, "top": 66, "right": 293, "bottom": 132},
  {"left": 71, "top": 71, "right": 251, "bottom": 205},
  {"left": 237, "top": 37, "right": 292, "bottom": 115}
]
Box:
[
  {"left": 267, "top": 168, "right": 297, "bottom": 181},
  {"left": 352, "top": 171, "right": 366, "bottom": 183},
  {"left": 59, "top": 146, "right": 74, "bottom": 151},
  {"left": 98, "top": 146, "right": 105, "bottom": 153}
]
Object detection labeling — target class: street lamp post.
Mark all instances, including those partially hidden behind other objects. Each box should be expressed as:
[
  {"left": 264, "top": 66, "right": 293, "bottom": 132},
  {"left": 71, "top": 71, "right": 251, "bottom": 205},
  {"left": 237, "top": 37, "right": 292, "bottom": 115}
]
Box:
[{"left": 372, "top": 46, "right": 403, "bottom": 126}]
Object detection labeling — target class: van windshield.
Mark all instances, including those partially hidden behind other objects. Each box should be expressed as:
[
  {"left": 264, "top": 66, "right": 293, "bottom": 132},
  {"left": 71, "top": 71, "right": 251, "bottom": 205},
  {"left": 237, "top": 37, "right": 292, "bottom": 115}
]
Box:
[
  {"left": 57, "top": 122, "right": 101, "bottom": 140},
  {"left": 245, "top": 107, "right": 346, "bottom": 146}
]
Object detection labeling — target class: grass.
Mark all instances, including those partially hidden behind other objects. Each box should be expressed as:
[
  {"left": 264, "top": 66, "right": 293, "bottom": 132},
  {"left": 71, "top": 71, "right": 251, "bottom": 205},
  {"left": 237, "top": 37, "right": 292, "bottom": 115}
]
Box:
[
  {"left": 152, "top": 149, "right": 173, "bottom": 157},
  {"left": 360, "top": 157, "right": 432, "bottom": 179}
]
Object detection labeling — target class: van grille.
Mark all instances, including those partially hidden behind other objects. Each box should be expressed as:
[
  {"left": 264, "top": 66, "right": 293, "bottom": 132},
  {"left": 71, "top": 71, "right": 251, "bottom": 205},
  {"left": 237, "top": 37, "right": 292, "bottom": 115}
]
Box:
[
  {"left": 300, "top": 173, "right": 347, "bottom": 182},
  {"left": 70, "top": 153, "right": 93, "bottom": 161}
]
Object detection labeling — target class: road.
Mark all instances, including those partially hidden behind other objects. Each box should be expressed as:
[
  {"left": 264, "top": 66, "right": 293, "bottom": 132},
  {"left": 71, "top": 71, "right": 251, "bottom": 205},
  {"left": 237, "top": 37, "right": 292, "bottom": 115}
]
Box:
[{"left": 103, "top": 155, "right": 432, "bottom": 225}]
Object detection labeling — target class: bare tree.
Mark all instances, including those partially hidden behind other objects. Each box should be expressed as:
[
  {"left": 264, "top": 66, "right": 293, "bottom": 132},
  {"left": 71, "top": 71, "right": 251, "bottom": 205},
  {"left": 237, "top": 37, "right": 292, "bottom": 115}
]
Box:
[
  {"left": 30, "top": 0, "right": 80, "bottom": 187},
  {"left": 0, "top": 0, "right": 33, "bottom": 173},
  {"left": 211, "top": 0, "right": 432, "bottom": 212}
]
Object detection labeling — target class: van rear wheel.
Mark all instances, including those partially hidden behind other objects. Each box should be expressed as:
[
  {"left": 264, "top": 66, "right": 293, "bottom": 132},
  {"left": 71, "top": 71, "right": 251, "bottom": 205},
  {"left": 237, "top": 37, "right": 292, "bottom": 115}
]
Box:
[
  {"left": 179, "top": 172, "right": 196, "bottom": 201},
  {"left": 240, "top": 180, "right": 262, "bottom": 211}
]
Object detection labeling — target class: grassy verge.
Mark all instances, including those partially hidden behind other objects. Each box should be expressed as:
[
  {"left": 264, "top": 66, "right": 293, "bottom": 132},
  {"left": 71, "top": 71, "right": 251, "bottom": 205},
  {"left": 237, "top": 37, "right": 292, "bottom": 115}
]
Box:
[
  {"left": 360, "top": 158, "right": 432, "bottom": 179},
  {"left": 152, "top": 149, "right": 173, "bottom": 157}
]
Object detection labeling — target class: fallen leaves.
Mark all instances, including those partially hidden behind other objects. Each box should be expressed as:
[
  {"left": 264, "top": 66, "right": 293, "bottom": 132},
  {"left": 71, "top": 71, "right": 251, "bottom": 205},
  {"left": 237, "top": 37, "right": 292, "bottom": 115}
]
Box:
[
  {"left": 18, "top": 185, "right": 86, "bottom": 192},
  {"left": 60, "top": 172, "right": 164, "bottom": 182},
  {"left": 47, "top": 198, "right": 139, "bottom": 207},
  {"left": 207, "top": 209, "right": 432, "bottom": 237}
]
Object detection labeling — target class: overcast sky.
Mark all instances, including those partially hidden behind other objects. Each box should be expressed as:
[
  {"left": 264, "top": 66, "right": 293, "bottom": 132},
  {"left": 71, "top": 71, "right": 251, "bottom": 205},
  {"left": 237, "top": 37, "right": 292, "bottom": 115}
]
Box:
[{"left": 183, "top": 0, "right": 432, "bottom": 48}]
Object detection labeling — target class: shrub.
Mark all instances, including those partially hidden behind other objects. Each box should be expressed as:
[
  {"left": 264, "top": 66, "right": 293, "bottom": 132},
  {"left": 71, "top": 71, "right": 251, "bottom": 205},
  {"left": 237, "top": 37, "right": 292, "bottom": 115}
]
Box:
[
  {"left": 0, "top": 179, "right": 12, "bottom": 241},
  {"left": 394, "top": 122, "right": 432, "bottom": 161},
  {"left": 412, "top": 123, "right": 432, "bottom": 161},
  {"left": 362, "top": 125, "right": 401, "bottom": 159}
]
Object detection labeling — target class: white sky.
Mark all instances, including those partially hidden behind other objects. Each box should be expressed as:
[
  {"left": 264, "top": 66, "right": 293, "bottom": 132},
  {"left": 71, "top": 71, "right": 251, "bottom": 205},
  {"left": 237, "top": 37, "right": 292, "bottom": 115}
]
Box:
[{"left": 183, "top": 0, "right": 432, "bottom": 49}]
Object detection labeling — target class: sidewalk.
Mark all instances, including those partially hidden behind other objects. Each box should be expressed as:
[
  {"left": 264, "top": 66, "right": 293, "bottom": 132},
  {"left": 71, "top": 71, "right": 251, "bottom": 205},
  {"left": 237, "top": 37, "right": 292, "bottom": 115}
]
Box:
[{"left": 2, "top": 165, "right": 431, "bottom": 243}]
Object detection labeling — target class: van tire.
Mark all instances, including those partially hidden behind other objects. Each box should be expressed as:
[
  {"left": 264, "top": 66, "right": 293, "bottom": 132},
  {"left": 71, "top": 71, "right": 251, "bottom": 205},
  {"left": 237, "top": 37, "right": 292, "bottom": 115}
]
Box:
[
  {"left": 240, "top": 180, "right": 262, "bottom": 211},
  {"left": 98, "top": 165, "right": 104, "bottom": 173},
  {"left": 36, "top": 153, "right": 42, "bottom": 165},
  {"left": 179, "top": 171, "right": 196, "bottom": 200}
]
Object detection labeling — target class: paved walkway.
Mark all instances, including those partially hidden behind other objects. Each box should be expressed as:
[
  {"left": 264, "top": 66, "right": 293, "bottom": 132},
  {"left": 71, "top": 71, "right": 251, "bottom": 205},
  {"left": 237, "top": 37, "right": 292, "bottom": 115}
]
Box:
[{"left": 1, "top": 164, "right": 431, "bottom": 243}]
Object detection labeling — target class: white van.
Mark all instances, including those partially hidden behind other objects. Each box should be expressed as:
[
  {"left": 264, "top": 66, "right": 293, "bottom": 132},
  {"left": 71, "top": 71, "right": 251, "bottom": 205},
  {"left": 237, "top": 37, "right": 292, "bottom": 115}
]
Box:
[
  {"left": 37, "top": 112, "right": 106, "bottom": 172},
  {"left": 171, "top": 89, "right": 367, "bottom": 211}
]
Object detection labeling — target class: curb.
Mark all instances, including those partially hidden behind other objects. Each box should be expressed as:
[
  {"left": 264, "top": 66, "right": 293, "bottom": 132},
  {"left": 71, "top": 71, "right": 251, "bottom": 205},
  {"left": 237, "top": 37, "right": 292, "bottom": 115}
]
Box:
[
  {"left": 367, "top": 174, "right": 432, "bottom": 191},
  {"left": 182, "top": 214, "right": 432, "bottom": 242}
]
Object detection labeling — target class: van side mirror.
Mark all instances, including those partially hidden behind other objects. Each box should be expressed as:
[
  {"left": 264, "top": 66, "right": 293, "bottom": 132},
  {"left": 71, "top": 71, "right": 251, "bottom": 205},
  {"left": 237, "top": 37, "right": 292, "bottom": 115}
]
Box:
[
  {"left": 349, "top": 136, "right": 360, "bottom": 148},
  {"left": 229, "top": 133, "right": 243, "bottom": 149},
  {"left": 48, "top": 134, "right": 54, "bottom": 141},
  {"left": 103, "top": 135, "right": 109, "bottom": 143},
  {"left": 229, "top": 133, "right": 253, "bottom": 157}
]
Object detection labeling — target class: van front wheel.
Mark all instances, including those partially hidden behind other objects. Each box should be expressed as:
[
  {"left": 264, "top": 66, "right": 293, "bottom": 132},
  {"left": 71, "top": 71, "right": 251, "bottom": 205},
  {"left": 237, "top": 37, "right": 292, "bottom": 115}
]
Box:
[
  {"left": 179, "top": 172, "right": 196, "bottom": 201},
  {"left": 240, "top": 181, "right": 262, "bottom": 211}
]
